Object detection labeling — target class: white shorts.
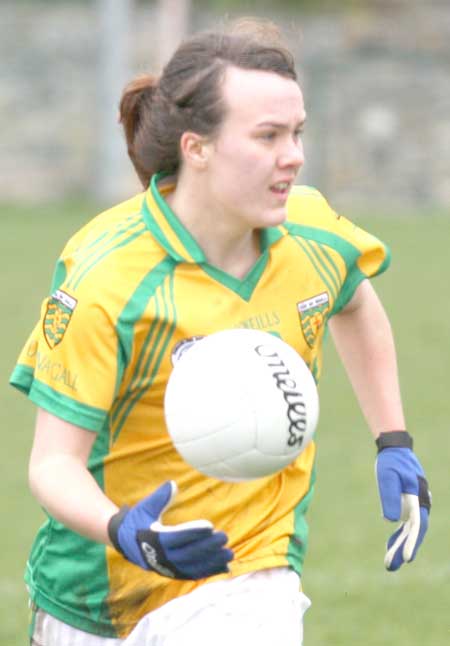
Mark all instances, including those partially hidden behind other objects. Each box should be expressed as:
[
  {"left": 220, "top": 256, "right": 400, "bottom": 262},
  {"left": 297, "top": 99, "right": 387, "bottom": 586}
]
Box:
[
  {"left": 30, "top": 607, "right": 122, "bottom": 646},
  {"left": 31, "top": 567, "right": 311, "bottom": 646}
]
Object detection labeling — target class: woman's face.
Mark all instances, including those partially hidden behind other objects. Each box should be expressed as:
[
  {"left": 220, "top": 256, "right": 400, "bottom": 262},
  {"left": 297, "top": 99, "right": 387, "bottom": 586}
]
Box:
[{"left": 203, "top": 66, "right": 306, "bottom": 231}]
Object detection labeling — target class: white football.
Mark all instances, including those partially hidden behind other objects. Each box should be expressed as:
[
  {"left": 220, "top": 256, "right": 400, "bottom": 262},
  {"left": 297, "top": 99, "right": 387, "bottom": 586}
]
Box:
[{"left": 164, "top": 328, "right": 319, "bottom": 481}]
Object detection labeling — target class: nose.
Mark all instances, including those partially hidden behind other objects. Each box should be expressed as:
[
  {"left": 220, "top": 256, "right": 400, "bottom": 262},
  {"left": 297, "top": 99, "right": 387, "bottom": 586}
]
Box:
[{"left": 278, "top": 138, "right": 304, "bottom": 171}]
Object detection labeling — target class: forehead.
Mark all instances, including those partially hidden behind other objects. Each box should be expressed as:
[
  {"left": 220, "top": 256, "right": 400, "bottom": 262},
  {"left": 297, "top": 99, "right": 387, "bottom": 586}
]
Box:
[{"left": 220, "top": 66, "right": 305, "bottom": 126}]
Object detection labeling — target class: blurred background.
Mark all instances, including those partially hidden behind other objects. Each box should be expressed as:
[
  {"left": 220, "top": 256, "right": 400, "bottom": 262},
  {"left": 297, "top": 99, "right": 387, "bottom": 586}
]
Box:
[
  {"left": 1, "top": 1, "right": 449, "bottom": 644},
  {"left": 3, "top": 0, "right": 450, "bottom": 210}
]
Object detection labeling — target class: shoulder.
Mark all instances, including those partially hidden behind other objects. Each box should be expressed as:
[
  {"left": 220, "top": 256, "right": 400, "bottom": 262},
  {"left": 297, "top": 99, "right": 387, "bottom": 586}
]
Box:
[
  {"left": 284, "top": 185, "right": 353, "bottom": 251},
  {"left": 283, "top": 185, "right": 390, "bottom": 276},
  {"left": 61, "top": 193, "right": 168, "bottom": 277},
  {"left": 285, "top": 185, "right": 387, "bottom": 251},
  {"left": 63, "top": 193, "right": 146, "bottom": 254},
  {"left": 53, "top": 193, "right": 171, "bottom": 312},
  {"left": 285, "top": 185, "right": 340, "bottom": 229}
]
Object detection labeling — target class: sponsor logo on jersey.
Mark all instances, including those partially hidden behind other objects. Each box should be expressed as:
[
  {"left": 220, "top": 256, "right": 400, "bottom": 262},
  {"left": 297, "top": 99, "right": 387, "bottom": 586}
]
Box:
[
  {"left": 43, "top": 289, "right": 78, "bottom": 349},
  {"left": 297, "top": 292, "right": 329, "bottom": 348},
  {"left": 26, "top": 341, "right": 78, "bottom": 391},
  {"left": 170, "top": 336, "right": 205, "bottom": 365},
  {"left": 233, "top": 310, "right": 281, "bottom": 331}
]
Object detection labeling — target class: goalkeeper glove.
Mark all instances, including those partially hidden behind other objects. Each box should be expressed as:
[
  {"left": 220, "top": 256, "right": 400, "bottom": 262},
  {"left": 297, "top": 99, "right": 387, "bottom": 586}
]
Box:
[
  {"left": 108, "top": 480, "right": 233, "bottom": 579},
  {"left": 375, "top": 431, "right": 431, "bottom": 571}
]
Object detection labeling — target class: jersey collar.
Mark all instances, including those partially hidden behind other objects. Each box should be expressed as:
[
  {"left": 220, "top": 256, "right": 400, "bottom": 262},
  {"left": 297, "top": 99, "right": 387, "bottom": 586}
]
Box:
[{"left": 141, "top": 172, "right": 287, "bottom": 264}]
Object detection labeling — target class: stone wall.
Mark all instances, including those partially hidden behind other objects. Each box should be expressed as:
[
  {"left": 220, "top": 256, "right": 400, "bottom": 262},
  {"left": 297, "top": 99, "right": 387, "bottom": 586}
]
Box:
[{"left": 2, "top": 1, "right": 450, "bottom": 212}]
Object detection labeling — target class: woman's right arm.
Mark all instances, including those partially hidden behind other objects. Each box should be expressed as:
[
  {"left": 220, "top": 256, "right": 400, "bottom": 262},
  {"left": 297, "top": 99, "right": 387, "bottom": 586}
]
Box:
[
  {"left": 28, "top": 408, "right": 118, "bottom": 545},
  {"left": 29, "top": 408, "right": 234, "bottom": 578}
]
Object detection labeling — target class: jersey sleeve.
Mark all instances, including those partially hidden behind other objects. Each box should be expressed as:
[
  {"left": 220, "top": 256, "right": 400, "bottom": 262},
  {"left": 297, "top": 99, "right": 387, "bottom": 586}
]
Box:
[
  {"left": 330, "top": 213, "right": 390, "bottom": 315},
  {"left": 10, "top": 279, "right": 122, "bottom": 432},
  {"left": 286, "top": 186, "right": 391, "bottom": 315}
]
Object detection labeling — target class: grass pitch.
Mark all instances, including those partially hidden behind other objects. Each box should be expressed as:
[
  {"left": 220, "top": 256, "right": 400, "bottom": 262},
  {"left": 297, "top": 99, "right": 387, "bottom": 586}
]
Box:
[{"left": 1, "top": 201, "right": 449, "bottom": 645}]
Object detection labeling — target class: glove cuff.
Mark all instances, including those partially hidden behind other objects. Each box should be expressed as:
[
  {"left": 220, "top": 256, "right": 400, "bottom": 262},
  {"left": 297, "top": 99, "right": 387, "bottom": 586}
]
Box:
[
  {"left": 107, "top": 506, "right": 130, "bottom": 554},
  {"left": 375, "top": 431, "right": 413, "bottom": 452}
]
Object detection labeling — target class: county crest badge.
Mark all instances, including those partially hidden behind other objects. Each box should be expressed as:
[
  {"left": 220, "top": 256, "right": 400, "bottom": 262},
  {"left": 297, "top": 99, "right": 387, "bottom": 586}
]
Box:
[
  {"left": 297, "top": 292, "right": 329, "bottom": 348},
  {"left": 43, "top": 289, "right": 78, "bottom": 349}
]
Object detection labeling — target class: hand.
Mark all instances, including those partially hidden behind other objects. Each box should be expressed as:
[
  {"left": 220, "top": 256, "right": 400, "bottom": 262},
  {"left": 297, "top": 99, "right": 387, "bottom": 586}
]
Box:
[
  {"left": 108, "top": 481, "right": 233, "bottom": 579},
  {"left": 376, "top": 433, "right": 431, "bottom": 571}
]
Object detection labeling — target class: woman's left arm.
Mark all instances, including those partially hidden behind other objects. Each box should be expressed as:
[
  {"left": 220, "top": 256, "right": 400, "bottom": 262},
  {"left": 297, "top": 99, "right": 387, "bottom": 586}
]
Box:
[
  {"left": 328, "top": 279, "right": 405, "bottom": 438},
  {"left": 329, "top": 279, "right": 431, "bottom": 571}
]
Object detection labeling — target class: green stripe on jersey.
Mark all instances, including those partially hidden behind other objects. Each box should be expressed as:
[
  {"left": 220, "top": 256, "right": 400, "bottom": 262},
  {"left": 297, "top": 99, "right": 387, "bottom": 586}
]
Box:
[
  {"left": 201, "top": 250, "right": 269, "bottom": 301},
  {"left": 25, "top": 518, "right": 117, "bottom": 636},
  {"left": 151, "top": 173, "right": 205, "bottom": 262},
  {"left": 113, "top": 256, "right": 177, "bottom": 400},
  {"left": 9, "top": 368, "right": 107, "bottom": 431},
  {"left": 25, "top": 417, "right": 117, "bottom": 634},
  {"left": 305, "top": 240, "right": 341, "bottom": 297},
  {"left": 9, "top": 363, "right": 34, "bottom": 394},
  {"left": 112, "top": 259, "right": 177, "bottom": 441},
  {"left": 292, "top": 237, "right": 338, "bottom": 302},
  {"left": 49, "top": 258, "right": 68, "bottom": 293},
  {"left": 141, "top": 198, "right": 182, "bottom": 261},
  {"left": 67, "top": 217, "right": 146, "bottom": 290},
  {"left": 287, "top": 464, "right": 317, "bottom": 574},
  {"left": 284, "top": 222, "right": 361, "bottom": 271},
  {"left": 285, "top": 222, "right": 390, "bottom": 314}
]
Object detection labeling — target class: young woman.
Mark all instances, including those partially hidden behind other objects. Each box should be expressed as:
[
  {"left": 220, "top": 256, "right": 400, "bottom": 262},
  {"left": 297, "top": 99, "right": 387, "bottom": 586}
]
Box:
[{"left": 11, "top": 19, "right": 430, "bottom": 646}]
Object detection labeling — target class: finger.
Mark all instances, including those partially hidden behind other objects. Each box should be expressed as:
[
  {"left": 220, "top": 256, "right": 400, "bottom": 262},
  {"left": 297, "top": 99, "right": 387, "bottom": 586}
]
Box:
[
  {"left": 408, "top": 507, "right": 429, "bottom": 563},
  {"left": 197, "top": 548, "right": 234, "bottom": 574},
  {"left": 402, "top": 494, "right": 421, "bottom": 562},
  {"left": 176, "top": 546, "right": 234, "bottom": 579},
  {"left": 164, "top": 530, "right": 229, "bottom": 555},
  {"left": 376, "top": 461, "right": 402, "bottom": 520},
  {"left": 187, "top": 531, "right": 229, "bottom": 557},
  {"left": 184, "top": 547, "right": 234, "bottom": 571},
  {"left": 156, "top": 526, "right": 215, "bottom": 549},
  {"left": 384, "top": 523, "right": 408, "bottom": 571},
  {"left": 152, "top": 519, "right": 213, "bottom": 533},
  {"left": 139, "top": 481, "right": 177, "bottom": 521}
]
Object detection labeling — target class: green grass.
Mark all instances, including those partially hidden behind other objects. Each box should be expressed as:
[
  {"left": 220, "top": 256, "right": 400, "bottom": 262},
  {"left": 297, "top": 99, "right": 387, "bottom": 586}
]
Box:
[
  {"left": 0, "top": 201, "right": 99, "bottom": 644},
  {"left": 1, "top": 203, "right": 449, "bottom": 645},
  {"left": 305, "top": 213, "right": 450, "bottom": 645}
]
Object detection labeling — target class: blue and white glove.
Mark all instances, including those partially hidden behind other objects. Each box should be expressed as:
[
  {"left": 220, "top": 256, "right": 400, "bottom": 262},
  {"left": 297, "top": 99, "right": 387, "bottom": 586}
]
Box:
[
  {"left": 108, "top": 481, "right": 233, "bottom": 579},
  {"left": 375, "top": 431, "right": 431, "bottom": 571}
]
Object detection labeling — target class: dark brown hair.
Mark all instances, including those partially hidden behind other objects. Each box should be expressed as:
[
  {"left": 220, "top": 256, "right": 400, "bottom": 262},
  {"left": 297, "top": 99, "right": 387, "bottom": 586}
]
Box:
[{"left": 119, "top": 19, "right": 298, "bottom": 188}]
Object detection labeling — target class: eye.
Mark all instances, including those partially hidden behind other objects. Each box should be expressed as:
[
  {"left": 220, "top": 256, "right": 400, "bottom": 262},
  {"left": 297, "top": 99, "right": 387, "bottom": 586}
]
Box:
[
  {"left": 293, "top": 127, "right": 304, "bottom": 141},
  {"left": 259, "top": 131, "right": 277, "bottom": 142}
]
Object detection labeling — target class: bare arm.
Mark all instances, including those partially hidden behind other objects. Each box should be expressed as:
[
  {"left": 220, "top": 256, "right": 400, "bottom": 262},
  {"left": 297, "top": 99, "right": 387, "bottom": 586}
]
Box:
[
  {"left": 29, "top": 408, "right": 118, "bottom": 544},
  {"left": 328, "top": 279, "right": 406, "bottom": 438}
]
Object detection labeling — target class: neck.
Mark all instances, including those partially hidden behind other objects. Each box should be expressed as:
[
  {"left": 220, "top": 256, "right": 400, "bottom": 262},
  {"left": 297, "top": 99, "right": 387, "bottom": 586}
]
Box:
[{"left": 165, "top": 174, "right": 261, "bottom": 279}]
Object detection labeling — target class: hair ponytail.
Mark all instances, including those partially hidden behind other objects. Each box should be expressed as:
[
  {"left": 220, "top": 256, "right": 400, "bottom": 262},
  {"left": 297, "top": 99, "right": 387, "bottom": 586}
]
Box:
[
  {"left": 119, "top": 19, "right": 298, "bottom": 189},
  {"left": 119, "top": 75, "right": 158, "bottom": 188}
]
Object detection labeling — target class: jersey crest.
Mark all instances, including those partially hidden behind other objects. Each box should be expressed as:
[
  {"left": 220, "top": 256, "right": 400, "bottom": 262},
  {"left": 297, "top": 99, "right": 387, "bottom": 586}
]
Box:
[
  {"left": 297, "top": 292, "right": 329, "bottom": 348},
  {"left": 43, "top": 289, "right": 77, "bottom": 349}
]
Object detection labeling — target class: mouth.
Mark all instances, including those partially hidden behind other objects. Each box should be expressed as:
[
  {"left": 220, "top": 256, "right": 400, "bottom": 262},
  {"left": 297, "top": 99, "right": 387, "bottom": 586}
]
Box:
[{"left": 269, "top": 180, "right": 292, "bottom": 199}]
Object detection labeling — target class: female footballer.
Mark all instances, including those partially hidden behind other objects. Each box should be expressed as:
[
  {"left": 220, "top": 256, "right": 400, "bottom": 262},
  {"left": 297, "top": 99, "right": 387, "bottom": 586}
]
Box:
[{"left": 11, "top": 18, "right": 430, "bottom": 646}]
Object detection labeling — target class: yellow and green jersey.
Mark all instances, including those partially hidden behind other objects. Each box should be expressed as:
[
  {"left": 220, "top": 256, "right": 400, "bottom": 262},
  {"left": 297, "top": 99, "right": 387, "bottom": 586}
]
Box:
[{"left": 10, "top": 174, "right": 390, "bottom": 638}]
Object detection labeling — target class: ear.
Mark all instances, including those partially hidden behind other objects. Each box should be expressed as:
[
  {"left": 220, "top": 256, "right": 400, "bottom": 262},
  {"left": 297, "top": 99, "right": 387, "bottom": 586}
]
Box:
[{"left": 179, "top": 131, "right": 211, "bottom": 169}]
